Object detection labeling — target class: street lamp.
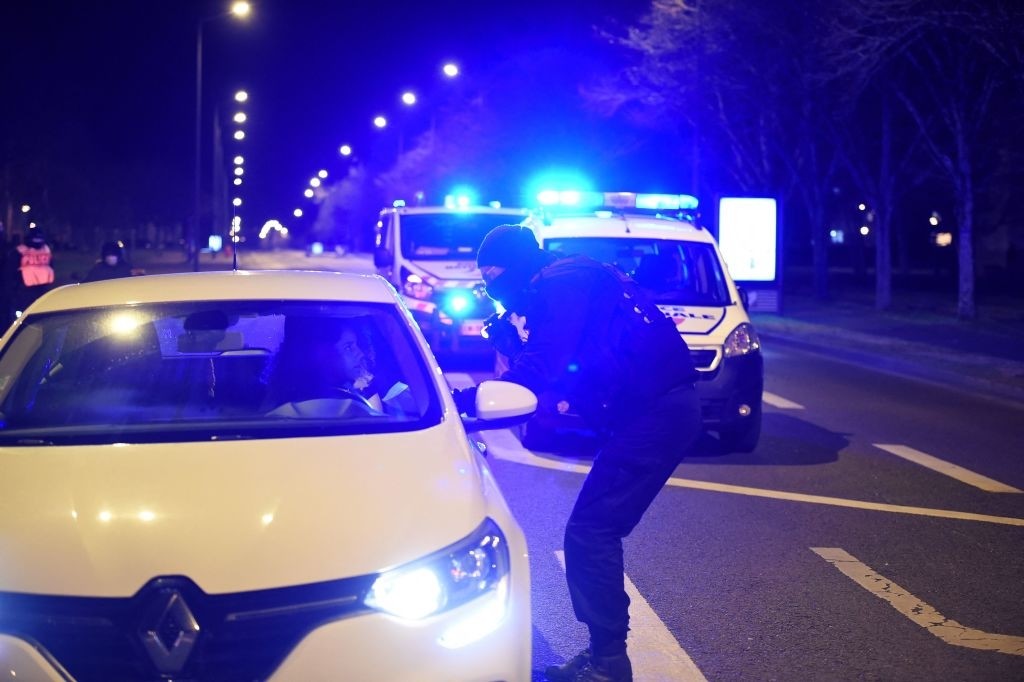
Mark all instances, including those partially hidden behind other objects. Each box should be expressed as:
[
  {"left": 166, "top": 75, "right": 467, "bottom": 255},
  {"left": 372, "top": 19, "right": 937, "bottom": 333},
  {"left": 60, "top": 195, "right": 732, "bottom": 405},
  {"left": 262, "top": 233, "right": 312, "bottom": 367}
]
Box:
[
  {"left": 194, "top": 3, "right": 251, "bottom": 271},
  {"left": 401, "top": 91, "right": 417, "bottom": 106},
  {"left": 235, "top": 90, "right": 248, "bottom": 103},
  {"left": 373, "top": 115, "right": 388, "bottom": 129},
  {"left": 442, "top": 62, "right": 459, "bottom": 78},
  {"left": 339, "top": 144, "right": 352, "bottom": 156}
]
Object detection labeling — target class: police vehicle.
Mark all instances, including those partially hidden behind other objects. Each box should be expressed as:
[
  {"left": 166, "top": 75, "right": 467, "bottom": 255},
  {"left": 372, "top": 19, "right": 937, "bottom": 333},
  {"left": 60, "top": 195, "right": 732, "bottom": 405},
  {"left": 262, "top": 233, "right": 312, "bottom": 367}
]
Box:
[
  {"left": 373, "top": 196, "right": 528, "bottom": 353},
  {"left": 518, "top": 190, "right": 764, "bottom": 453}
]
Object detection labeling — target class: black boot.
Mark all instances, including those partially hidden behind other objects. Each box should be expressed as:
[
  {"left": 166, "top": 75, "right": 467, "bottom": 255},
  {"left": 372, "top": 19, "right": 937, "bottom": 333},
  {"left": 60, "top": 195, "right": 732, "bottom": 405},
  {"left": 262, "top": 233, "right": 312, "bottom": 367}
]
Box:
[
  {"left": 544, "top": 648, "right": 590, "bottom": 681},
  {"left": 572, "top": 651, "right": 633, "bottom": 682}
]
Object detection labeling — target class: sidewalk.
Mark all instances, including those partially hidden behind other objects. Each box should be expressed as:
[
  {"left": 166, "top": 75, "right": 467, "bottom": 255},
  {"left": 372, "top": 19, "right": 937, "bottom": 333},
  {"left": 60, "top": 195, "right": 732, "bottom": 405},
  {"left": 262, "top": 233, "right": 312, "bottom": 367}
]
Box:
[{"left": 751, "top": 289, "right": 1024, "bottom": 406}]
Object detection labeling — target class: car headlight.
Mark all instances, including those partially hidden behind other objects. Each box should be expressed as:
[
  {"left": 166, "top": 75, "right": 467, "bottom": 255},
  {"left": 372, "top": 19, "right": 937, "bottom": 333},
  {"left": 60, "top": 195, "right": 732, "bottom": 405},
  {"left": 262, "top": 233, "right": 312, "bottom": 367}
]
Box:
[
  {"left": 365, "top": 518, "right": 509, "bottom": 622},
  {"left": 723, "top": 322, "right": 761, "bottom": 358},
  {"left": 402, "top": 273, "right": 435, "bottom": 300}
]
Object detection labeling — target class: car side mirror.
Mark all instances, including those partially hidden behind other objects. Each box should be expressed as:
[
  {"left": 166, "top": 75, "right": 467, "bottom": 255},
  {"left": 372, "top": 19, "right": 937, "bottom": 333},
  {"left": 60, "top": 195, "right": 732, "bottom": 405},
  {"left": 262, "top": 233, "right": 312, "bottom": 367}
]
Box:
[
  {"left": 462, "top": 380, "right": 537, "bottom": 433},
  {"left": 373, "top": 247, "right": 392, "bottom": 269}
]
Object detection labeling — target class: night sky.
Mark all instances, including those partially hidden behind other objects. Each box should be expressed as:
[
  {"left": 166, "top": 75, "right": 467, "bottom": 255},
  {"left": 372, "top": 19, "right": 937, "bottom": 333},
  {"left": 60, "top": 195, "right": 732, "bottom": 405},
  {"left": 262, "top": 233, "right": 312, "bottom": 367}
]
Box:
[{"left": 2, "top": 0, "right": 648, "bottom": 234}]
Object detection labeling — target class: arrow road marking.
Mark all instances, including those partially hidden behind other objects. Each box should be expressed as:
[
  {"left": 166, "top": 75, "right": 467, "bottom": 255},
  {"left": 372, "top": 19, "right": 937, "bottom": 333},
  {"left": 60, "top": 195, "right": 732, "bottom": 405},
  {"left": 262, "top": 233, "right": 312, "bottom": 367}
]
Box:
[
  {"left": 552, "top": 551, "right": 707, "bottom": 681},
  {"left": 812, "top": 547, "right": 1024, "bottom": 656},
  {"left": 762, "top": 391, "right": 804, "bottom": 409},
  {"left": 874, "top": 443, "right": 1022, "bottom": 493}
]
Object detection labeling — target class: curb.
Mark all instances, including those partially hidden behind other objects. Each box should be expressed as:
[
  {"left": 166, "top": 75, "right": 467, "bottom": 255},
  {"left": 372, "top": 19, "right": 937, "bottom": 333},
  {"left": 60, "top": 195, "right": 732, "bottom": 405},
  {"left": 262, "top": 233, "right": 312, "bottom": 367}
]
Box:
[{"left": 759, "top": 331, "right": 1024, "bottom": 409}]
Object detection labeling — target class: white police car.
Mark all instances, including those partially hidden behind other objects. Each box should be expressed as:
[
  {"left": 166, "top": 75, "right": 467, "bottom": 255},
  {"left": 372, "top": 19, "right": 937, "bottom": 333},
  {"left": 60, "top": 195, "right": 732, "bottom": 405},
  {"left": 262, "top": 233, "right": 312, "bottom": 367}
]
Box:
[
  {"left": 0, "top": 270, "right": 535, "bottom": 681},
  {"left": 373, "top": 197, "right": 528, "bottom": 354},
  {"left": 519, "top": 191, "right": 764, "bottom": 453}
]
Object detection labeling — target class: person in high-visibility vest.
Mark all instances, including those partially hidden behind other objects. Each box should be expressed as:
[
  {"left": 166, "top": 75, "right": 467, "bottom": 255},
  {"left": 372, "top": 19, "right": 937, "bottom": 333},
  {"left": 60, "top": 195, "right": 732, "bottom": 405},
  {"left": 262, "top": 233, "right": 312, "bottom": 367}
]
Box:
[{"left": 13, "top": 229, "right": 55, "bottom": 316}]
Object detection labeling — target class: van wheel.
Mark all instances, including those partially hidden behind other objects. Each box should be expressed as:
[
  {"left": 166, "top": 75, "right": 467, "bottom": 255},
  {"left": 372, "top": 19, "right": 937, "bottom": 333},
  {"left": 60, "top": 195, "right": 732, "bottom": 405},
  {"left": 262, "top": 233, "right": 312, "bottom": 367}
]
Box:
[
  {"left": 718, "top": 402, "right": 762, "bottom": 454},
  {"left": 518, "top": 419, "right": 556, "bottom": 452}
]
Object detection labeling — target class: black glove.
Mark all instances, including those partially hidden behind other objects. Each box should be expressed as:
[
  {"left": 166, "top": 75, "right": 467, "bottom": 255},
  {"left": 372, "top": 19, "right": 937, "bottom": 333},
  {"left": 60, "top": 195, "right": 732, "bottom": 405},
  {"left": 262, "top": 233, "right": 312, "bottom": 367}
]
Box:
[
  {"left": 451, "top": 386, "right": 478, "bottom": 417},
  {"left": 481, "top": 312, "right": 523, "bottom": 358}
]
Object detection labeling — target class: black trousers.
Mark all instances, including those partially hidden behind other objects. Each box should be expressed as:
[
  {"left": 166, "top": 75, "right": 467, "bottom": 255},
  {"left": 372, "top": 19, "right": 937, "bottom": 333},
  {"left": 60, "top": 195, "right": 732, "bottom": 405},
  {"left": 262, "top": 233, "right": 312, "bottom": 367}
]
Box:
[{"left": 563, "top": 384, "right": 702, "bottom": 656}]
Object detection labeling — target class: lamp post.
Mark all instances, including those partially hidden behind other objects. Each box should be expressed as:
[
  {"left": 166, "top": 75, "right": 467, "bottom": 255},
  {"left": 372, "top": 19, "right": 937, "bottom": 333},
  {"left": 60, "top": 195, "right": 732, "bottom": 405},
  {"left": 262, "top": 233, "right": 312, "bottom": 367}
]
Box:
[{"left": 193, "top": 1, "right": 251, "bottom": 271}]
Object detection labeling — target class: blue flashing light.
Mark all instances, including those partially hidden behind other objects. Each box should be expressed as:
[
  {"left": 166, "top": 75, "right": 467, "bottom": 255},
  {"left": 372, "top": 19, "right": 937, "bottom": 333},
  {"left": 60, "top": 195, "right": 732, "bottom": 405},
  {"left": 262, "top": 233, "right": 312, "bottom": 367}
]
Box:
[
  {"left": 446, "top": 292, "right": 472, "bottom": 316},
  {"left": 393, "top": 199, "right": 406, "bottom": 208},
  {"left": 310, "top": 241, "right": 324, "bottom": 255},
  {"left": 537, "top": 189, "right": 604, "bottom": 208}
]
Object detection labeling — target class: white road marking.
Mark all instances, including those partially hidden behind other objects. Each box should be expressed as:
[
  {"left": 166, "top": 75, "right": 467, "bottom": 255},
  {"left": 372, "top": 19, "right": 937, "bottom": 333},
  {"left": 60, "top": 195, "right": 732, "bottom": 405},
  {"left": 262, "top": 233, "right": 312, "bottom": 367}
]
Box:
[
  {"left": 812, "top": 547, "right": 1024, "bottom": 656},
  {"left": 874, "top": 443, "right": 1022, "bottom": 493},
  {"left": 553, "top": 551, "right": 707, "bottom": 681},
  {"left": 480, "top": 431, "right": 1024, "bottom": 527},
  {"left": 762, "top": 391, "right": 804, "bottom": 409}
]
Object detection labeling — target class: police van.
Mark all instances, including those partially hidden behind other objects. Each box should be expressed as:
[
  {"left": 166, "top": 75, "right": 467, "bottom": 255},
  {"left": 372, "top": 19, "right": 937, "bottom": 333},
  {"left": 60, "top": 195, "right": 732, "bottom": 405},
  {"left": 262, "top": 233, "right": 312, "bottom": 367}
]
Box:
[
  {"left": 519, "top": 191, "right": 764, "bottom": 453},
  {"left": 373, "top": 198, "right": 528, "bottom": 353}
]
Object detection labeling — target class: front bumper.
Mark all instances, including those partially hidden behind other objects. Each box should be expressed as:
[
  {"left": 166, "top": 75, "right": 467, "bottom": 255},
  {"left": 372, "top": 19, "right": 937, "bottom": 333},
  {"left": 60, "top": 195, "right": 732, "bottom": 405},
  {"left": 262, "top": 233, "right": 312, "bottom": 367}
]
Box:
[{"left": 526, "top": 350, "right": 764, "bottom": 435}]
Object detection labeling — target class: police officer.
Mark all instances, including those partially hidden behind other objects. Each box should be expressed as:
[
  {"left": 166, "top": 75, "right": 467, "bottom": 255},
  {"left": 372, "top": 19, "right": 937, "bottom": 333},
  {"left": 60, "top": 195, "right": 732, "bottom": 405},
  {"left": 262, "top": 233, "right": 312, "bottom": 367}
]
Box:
[
  {"left": 12, "top": 229, "right": 55, "bottom": 317},
  {"left": 84, "top": 241, "right": 134, "bottom": 282},
  {"left": 454, "top": 225, "right": 702, "bottom": 682}
]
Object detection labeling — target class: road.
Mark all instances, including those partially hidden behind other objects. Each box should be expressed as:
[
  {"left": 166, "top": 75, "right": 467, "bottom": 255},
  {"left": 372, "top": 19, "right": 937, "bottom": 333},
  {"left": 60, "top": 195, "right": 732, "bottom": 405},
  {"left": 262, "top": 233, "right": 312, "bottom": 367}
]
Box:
[{"left": 221, "top": 249, "right": 1024, "bottom": 679}]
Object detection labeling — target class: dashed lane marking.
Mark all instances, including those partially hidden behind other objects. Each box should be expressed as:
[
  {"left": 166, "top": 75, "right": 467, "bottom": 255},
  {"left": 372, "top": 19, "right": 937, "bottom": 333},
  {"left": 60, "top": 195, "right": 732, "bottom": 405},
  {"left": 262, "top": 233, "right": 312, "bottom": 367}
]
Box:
[
  {"left": 553, "top": 551, "right": 707, "bottom": 681},
  {"left": 874, "top": 443, "right": 1022, "bottom": 493},
  {"left": 812, "top": 547, "right": 1024, "bottom": 655},
  {"left": 480, "top": 429, "right": 1024, "bottom": 527},
  {"left": 762, "top": 391, "right": 804, "bottom": 409}
]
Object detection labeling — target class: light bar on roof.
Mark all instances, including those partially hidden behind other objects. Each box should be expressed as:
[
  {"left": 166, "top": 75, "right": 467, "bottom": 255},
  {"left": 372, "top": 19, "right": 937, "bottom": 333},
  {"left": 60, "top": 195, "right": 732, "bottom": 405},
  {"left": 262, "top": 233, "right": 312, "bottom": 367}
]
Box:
[{"left": 537, "top": 190, "right": 699, "bottom": 211}]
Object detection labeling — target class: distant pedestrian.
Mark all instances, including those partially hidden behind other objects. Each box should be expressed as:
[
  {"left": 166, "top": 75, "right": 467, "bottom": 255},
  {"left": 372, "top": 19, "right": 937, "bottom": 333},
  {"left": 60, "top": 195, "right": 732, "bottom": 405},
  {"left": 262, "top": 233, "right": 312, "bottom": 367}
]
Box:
[
  {"left": 12, "top": 229, "right": 55, "bottom": 316},
  {"left": 84, "top": 241, "right": 133, "bottom": 282}
]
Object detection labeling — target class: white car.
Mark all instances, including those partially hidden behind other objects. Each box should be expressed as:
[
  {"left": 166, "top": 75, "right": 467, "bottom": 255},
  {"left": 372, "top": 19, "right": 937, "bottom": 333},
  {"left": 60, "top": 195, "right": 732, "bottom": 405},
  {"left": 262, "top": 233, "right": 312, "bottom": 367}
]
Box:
[{"left": 0, "top": 270, "right": 535, "bottom": 681}]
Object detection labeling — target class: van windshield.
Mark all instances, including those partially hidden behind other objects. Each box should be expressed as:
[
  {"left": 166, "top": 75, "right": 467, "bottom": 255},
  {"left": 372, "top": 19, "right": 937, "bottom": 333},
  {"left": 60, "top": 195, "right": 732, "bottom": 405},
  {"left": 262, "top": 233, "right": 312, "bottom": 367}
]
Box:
[
  {"left": 400, "top": 212, "right": 515, "bottom": 260},
  {"left": 544, "top": 237, "right": 732, "bottom": 307}
]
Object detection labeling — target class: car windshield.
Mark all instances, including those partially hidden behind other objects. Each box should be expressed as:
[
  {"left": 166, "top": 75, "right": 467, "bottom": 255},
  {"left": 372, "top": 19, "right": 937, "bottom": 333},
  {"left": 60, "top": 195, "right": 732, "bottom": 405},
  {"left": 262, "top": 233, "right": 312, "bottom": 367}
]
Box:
[
  {"left": 400, "top": 212, "right": 514, "bottom": 260},
  {"left": 0, "top": 300, "right": 442, "bottom": 445},
  {"left": 544, "top": 237, "right": 732, "bottom": 306}
]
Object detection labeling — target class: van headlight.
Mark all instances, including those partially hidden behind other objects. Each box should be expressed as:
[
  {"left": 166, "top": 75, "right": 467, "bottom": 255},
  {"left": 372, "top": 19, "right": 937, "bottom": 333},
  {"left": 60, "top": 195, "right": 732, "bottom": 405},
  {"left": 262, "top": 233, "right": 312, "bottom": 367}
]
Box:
[
  {"left": 723, "top": 323, "right": 761, "bottom": 357},
  {"left": 365, "top": 518, "right": 509, "bottom": 621}
]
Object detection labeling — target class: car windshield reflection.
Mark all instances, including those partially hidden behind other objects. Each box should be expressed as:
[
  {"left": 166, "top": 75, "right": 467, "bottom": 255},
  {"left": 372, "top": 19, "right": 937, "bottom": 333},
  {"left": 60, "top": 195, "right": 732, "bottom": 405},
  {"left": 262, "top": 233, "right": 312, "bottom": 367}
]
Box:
[{"left": 0, "top": 300, "right": 442, "bottom": 445}]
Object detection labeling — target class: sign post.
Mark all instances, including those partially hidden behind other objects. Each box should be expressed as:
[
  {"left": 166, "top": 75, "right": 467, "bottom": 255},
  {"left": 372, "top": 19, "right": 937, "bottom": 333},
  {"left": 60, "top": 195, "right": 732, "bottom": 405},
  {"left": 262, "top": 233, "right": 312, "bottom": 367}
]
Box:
[{"left": 716, "top": 196, "right": 782, "bottom": 313}]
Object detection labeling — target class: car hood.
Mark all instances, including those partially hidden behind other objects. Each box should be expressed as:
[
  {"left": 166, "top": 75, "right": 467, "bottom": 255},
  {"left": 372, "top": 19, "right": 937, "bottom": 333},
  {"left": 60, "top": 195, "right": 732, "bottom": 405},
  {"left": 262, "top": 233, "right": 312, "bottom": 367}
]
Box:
[
  {"left": 656, "top": 303, "right": 729, "bottom": 338},
  {"left": 408, "top": 259, "right": 481, "bottom": 282},
  {"left": 0, "top": 424, "right": 488, "bottom": 597}
]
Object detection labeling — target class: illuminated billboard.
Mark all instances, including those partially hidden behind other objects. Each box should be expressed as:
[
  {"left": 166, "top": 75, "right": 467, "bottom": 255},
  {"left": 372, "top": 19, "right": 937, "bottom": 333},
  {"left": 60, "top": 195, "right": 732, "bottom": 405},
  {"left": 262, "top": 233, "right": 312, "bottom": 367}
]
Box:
[{"left": 717, "top": 197, "right": 778, "bottom": 282}]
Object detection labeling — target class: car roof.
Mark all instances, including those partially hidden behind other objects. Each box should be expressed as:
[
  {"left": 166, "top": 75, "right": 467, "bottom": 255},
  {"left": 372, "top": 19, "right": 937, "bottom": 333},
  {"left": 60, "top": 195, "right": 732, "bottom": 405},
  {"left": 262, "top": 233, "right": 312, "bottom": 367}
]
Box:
[
  {"left": 529, "top": 213, "right": 718, "bottom": 245},
  {"left": 28, "top": 270, "right": 400, "bottom": 314},
  {"left": 383, "top": 205, "right": 529, "bottom": 217}
]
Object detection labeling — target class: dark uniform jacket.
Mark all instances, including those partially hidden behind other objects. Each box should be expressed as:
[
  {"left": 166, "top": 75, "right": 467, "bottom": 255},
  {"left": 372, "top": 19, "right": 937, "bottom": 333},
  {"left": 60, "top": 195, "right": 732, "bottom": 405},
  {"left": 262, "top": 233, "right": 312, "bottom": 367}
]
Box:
[{"left": 499, "top": 255, "right": 697, "bottom": 427}]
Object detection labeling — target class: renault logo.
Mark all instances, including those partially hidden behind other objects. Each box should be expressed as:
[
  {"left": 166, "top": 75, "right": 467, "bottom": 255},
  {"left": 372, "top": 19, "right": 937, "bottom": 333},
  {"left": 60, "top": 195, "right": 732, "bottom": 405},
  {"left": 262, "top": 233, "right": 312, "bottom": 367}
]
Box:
[{"left": 139, "top": 589, "right": 201, "bottom": 674}]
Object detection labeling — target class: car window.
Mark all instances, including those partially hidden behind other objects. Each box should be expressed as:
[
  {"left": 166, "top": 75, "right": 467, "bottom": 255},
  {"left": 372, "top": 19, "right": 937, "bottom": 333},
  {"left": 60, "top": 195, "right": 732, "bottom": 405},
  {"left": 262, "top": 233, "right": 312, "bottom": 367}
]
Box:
[
  {"left": 544, "top": 237, "right": 731, "bottom": 306},
  {"left": 400, "top": 213, "right": 512, "bottom": 260},
  {"left": 0, "top": 301, "right": 442, "bottom": 445}
]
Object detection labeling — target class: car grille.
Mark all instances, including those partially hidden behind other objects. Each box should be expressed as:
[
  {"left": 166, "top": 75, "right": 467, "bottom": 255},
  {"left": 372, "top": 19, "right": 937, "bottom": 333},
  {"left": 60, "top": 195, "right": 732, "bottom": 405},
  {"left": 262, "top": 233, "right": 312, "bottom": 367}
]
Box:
[{"left": 0, "top": 574, "right": 377, "bottom": 681}]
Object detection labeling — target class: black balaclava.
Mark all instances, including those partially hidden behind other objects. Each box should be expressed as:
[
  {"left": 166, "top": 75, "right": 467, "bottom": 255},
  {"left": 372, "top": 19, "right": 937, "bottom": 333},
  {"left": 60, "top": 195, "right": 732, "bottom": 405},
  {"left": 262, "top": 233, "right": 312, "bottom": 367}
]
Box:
[{"left": 476, "top": 225, "right": 551, "bottom": 314}]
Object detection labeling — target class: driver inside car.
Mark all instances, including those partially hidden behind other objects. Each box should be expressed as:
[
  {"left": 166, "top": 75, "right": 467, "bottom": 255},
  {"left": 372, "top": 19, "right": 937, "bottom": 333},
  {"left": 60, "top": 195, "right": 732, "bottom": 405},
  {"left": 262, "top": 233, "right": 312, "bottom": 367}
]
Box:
[{"left": 264, "top": 316, "right": 411, "bottom": 418}]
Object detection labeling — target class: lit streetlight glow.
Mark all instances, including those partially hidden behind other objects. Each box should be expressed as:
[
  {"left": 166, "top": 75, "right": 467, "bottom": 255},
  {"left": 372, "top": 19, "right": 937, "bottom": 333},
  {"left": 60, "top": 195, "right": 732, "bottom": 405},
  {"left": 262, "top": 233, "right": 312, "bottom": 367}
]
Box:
[
  {"left": 235, "top": 90, "right": 248, "bottom": 103},
  {"left": 233, "top": 130, "right": 245, "bottom": 140},
  {"left": 858, "top": 203, "right": 867, "bottom": 211},
  {"left": 310, "top": 177, "right": 321, "bottom": 188},
  {"left": 233, "top": 197, "right": 242, "bottom": 207},
  {"left": 233, "top": 155, "right": 244, "bottom": 165},
  {"left": 233, "top": 178, "right": 242, "bottom": 186},
  {"left": 442, "top": 63, "right": 459, "bottom": 78},
  {"left": 233, "top": 112, "right": 247, "bottom": 124},
  {"left": 373, "top": 115, "right": 387, "bottom": 129},
  {"left": 20, "top": 204, "right": 30, "bottom": 213},
  {"left": 304, "top": 188, "right": 314, "bottom": 198},
  {"left": 339, "top": 144, "right": 352, "bottom": 156},
  {"left": 293, "top": 208, "right": 303, "bottom": 218},
  {"left": 401, "top": 91, "right": 417, "bottom": 106},
  {"left": 230, "top": 1, "right": 251, "bottom": 18},
  {"left": 860, "top": 226, "right": 870, "bottom": 236},
  {"left": 234, "top": 167, "right": 244, "bottom": 176},
  {"left": 317, "top": 169, "right": 328, "bottom": 179}
]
